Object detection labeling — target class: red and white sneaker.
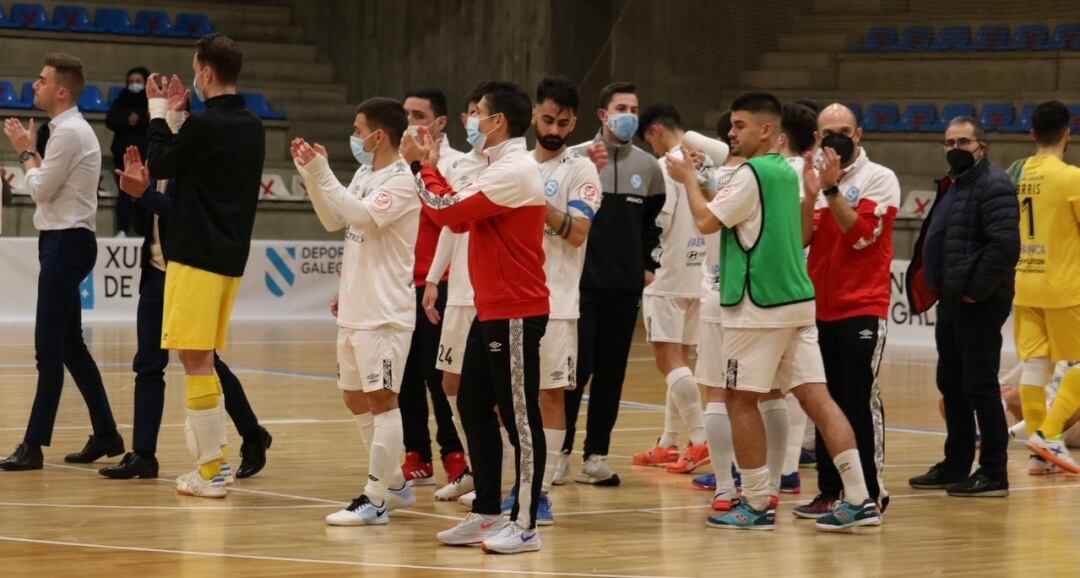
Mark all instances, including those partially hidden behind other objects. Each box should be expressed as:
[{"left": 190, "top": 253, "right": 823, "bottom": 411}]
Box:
[
  {"left": 632, "top": 443, "right": 679, "bottom": 467},
  {"left": 443, "top": 451, "right": 468, "bottom": 483},
  {"left": 666, "top": 442, "right": 710, "bottom": 474},
  {"left": 402, "top": 451, "right": 435, "bottom": 486}
]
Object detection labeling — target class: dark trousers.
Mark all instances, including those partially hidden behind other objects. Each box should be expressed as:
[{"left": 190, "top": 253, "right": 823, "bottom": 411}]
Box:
[
  {"left": 815, "top": 316, "right": 887, "bottom": 501},
  {"left": 459, "top": 316, "right": 547, "bottom": 528},
  {"left": 563, "top": 290, "right": 640, "bottom": 458},
  {"left": 400, "top": 281, "right": 463, "bottom": 462},
  {"left": 132, "top": 267, "right": 260, "bottom": 456},
  {"left": 934, "top": 295, "right": 1011, "bottom": 480},
  {"left": 25, "top": 229, "right": 117, "bottom": 447}
]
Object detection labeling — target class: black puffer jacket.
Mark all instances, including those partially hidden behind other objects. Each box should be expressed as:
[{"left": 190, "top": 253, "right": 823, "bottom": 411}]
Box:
[{"left": 907, "top": 157, "right": 1020, "bottom": 311}]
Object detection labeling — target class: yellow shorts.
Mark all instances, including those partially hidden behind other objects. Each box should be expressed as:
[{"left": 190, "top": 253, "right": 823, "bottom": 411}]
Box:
[
  {"left": 1015, "top": 304, "right": 1080, "bottom": 362},
  {"left": 162, "top": 261, "right": 241, "bottom": 351}
]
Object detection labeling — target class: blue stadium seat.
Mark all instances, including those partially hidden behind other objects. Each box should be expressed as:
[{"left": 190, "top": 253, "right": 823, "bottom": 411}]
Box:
[
  {"left": 0, "top": 81, "right": 31, "bottom": 109},
  {"left": 883, "top": 104, "right": 938, "bottom": 132},
  {"left": 21, "top": 82, "right": 34, "bottom": 107},
  {"left": 243, "top": 93, "right": 286, "bottom": 120},
  {"left": 847, "top": 26, "right": 898, "bottom": 52},
  {"left": 863, "top": 104, "right": 900, "bottom": 132},
  {"left": 9, "top": 4, "right": 63, "bottom": 30},
  {"left": 928, "top": 26, "right": 971, "bottom": 51},
  {"left": 895, "top": 26, "right": 933, "bottom": 51},
  {"left": 980, "top": 104, "right": 1016, "bottom": 132},
  {"left": 95, "top": 8, "right": 137, "bottom": 35},
  {"left": 1068, "top": 105, "right": 1080, "bottom": 132},
  {"left": 0, "top": 5, "right": 17, "bottom": 28},
  {"left": 922, "top": 104, "right": 976, "bottom": 132},
  {"left": 108, "top": 85, "right": 123, "bottom": 103},
  {"left": 845, "top": 103, "right": 863, "bottom": 124},
  {"left": 1050, "top": 23, "right": 1080, "bottom": 50},
  {"left": 176, "top": 13, "right": 212, "bottom": 37},
  {"left": 972, "top": 25, "right": 1011, "bottom": 51},
  {"left": 1010, "top": 24, "right": 1050, "bottom": 50},
  {"left": 53, "top": 5, "right": 103, "bottom": 33},
  {"left": 77, "top": 85, "right": 110, "bottom": 113},
  {"left": 1000, "top": 104, "right": 1036, "bottom": 133},
  {"left": 133, "top": 10, "right": 183, "bottom": 37}
]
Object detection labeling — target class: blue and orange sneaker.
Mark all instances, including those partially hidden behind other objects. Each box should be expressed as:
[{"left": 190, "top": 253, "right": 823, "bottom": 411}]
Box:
[
  {"left": 815, "top": 498, "right": 882, "bottom": 532},
  {"left": 780, "top": 471, "right": 801, "bottom": 494},
  {"left": 692, "top": 473, "right": 716, "bottom": 491},
  {"left": 799, "top": 448, "right": 817, "bottom": 469},
  {"left": 706, "top": 500, "right": 775, "bottom": 531}
]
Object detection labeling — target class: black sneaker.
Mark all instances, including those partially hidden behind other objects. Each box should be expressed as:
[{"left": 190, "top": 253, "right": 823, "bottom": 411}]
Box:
[
  {"left": 237, "top": 426, "right": 272, "bottom": 479},
  {"left": 908, "top": 462, "right": 968, "bottom": 489},
  {"left": 65, "top": 431, "right": 125, "bottom": 464},
  {"left": 99, "top": 452, "right": 159, "bottom": 479},
  {"left": 946, "top": 470, "right": 1009, "bottom": 498}
]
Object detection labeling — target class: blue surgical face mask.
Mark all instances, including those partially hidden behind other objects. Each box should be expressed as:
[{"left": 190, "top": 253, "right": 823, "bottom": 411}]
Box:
[
  {"left": 606, "top": 112, "right": 638, "bottom": 142},
  {"left": 350, "top": 130, "right": 381, "bottom": 166},
  {"left": 127, "top": 82, "right": 144, "bottom": 94},
  {"left": 466, "top": 113, "right": 498, "bottom": 151},
  {"left": 192, "top": 68, "right": 205, "bottom": 102}
]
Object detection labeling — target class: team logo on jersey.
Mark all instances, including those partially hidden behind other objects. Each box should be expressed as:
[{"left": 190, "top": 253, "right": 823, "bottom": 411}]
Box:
[
  {"left": 580, "top": 183, "right": 599, "bottom": 204},
  {"left": 545, "top": 179, "right": 560, "bottom": 197},
  {"left": 370, "top": 190, "right": 393, "bottom": 211},
  {"left": 630, "top": 174, "right": 643, "bottom": 189},
  {"left": 844, "top": 186, "right": 860, "bottom": 204}
]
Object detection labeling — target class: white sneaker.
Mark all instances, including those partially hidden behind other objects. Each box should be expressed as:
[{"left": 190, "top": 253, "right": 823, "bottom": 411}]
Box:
[
  {"left": 575, "top": 454, "right": 621, "bottom": 486},
  {"left": 481, "top": 522, "right": 541, "bottom": 554},
  {"left": 326, "top": 495, "right": 389, "bottom": 526},
  {"left": 386, "top": 483, "right": 417, "bottom": 511},
  {"left": 552, "top": 453, "right": 570, "bottom": 486},
  {"left": 175, "top": 470, "right": 227, "bottom": 499},
  {"left": 437, "top": 512, "right": 505, "bottom": 545},
  {"left": 1029, "top": 453, "right": 1061, "bottom": 475},
  {"left": 458, "top": 490, "right": 477, "bottom": 508},
  {"left": 435, "top": 472, "right": 475, "bottom": 501},
  {"left": 220, "top": 463, "right": 235, "bottom": 486},
  {"left": 1029, "top": 431, "right": 1080, "bottom": 474}
]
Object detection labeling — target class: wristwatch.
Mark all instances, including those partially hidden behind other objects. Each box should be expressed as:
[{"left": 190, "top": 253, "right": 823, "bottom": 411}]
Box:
[
  {"left": 18, "top": 149, "right": 36, "bottom": 163},
  {"left": 823, "top": 185, "right": 840, "bottom": 197}
]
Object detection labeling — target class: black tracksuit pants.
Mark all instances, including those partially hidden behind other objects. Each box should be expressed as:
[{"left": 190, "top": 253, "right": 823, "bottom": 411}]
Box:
[{"left": 458, "top": 316, "right": 547, "bottom": 529}]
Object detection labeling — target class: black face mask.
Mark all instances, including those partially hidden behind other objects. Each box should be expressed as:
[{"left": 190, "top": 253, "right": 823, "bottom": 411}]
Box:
[
  {"left": 821, "top": 133, "right": 856, "bottom": 166},
  {"left": 946, "top": 148, "right": 976, "bottom": 174},
  {"left": 538, "top": 134, "right": 565, "bottom": 151}
]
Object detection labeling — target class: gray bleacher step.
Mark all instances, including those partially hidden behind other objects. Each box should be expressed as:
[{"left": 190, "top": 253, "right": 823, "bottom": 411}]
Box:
[
  {"left": 741, "top": 68, "right": 837, "bottom": 91},
  {"left": 759, "top": 51, "right": 836, "bottom": 70}
]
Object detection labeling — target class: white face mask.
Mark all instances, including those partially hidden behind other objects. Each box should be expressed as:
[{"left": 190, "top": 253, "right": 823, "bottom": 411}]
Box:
[{"left": 127, "top": 82, "right": 145, "bottom": 93}]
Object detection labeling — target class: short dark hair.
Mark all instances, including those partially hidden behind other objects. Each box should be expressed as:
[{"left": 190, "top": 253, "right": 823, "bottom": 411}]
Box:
[
  {"left": 948, "top": 115, "right": 987, "bottom": 143},
  {"left": 481, "top": 81, "right": 532, "bottom": 138},
  {"left": 535, "top": 76, "right": 579, "bottom": 112},
  {"left": 466, "top": 81, "right": 491, "bottom": 109},
  {"left": 1032, "top": 100, "right": 1071, "bottom": 146},
  {"left": 598, "top": 81, "right": 636, "bottom": 110},
  {"left": 404, "top": 87, "right": 448, "bottom": 118},
  {"left": 715, "top": 111, "right": 733, "bottom": 145},
  {"left": 43, "top": 53, "right": 85, "bottom": 98},
  {"left": 637, "top": 102, "right": 682, "bottom": 140},
  {"left": 195, "top": 33, "right": 242, "bottom": 84},
  {"left": 795, "top": 98, "right": 823, "bottom": 115},
  {"left": 730, "top": 92, "right": 783, "bottom": 119},
  {"left": 126, "top": 66, "right": 150, "bottom": 82},
  {"left": 782, "top": 103, "right": 818, "bottom": 155},
  {"left": 355, "top": 97, "right": 408, "bottom": 147}
]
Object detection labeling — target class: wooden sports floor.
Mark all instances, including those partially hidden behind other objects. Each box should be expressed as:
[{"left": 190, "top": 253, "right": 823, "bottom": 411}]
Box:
[{"left": 0, "top": 321, "right": 1077, "bottom": 577}]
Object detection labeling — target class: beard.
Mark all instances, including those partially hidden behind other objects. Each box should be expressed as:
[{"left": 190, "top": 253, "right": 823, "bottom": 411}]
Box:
[{"left": 538, "top": 135, "right": 565, "bottom": 151}]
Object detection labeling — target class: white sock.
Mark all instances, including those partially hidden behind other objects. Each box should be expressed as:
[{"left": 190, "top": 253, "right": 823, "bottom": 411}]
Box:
[
  {"left": 705, "top": 402, "right": 735, "bottom": 493},
  {"left": 447, "top": 394, "right": 469, "bottom": 456},
  {"left": 833, "top": 448, "right": 870, "bottom": 504},
  {"left": 741, "top": 465, "right": 771, "bottom": 511},
  {"left": 659, "top": 385, "right": 680, "bottom": 448},
  {"left": 783, "top": 394, "right": 806, "bottom": 475},
  {"left": 541, "top": 428, "right": 566, "bottom": 493},
  {"left": 759, "top": 398, "right": 788, "bottom": 494},
  {"left": 500, "top": 423, "right": 514, "bottom": 482},
  {"left": 364, "top": 409, "right": 403, "bottom": 505},
  {"left": 354, "top": 412, "right": 374, "bottom": 448},
  {"left": 667, "top": 367, "right": 706, "bottom": 445}
]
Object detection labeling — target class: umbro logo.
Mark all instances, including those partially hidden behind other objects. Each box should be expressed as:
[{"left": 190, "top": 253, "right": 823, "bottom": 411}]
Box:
[
  {"left": 858, "top": 330, "right": 874, "bottom": 340},
  {"left": 489, "top": 341, "right": 503, "bottom": 352}
]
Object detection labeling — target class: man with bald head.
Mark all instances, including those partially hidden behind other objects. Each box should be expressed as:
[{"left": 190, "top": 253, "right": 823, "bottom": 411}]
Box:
[{"left": 795, "top": 103, "right": 899, "bottom": 518}]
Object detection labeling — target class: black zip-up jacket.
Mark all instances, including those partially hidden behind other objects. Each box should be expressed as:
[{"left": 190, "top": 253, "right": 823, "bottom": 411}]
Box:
[
  {"left": 906, "top": 157, "right": 1020, "bottom": 312},
  {"left": 146, "top": 94, "right": 264, "bottom": 277},
  {"left": 569, "top": 132, "right": 665, "bottom": 295}
]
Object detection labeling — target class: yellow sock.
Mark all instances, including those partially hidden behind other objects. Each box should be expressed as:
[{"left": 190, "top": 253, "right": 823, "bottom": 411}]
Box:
[
  {"left": 186, "top": 374, "right": 223, "bottom": 480},
  {"left": 1043, "top": 369, "right": 1080, "bottom": 439},
  {"left": 1019, "top": 385, "right": 1048, "bottom": 438}
]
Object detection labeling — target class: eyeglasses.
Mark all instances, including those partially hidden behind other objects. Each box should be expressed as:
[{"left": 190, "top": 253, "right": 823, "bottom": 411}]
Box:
[{"left": 943, "top": 138, "right": 979, "bottom": 150}]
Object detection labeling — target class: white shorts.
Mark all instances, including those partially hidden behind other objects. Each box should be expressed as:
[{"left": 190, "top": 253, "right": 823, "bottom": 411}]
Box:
[
  {"left": 695, "top": 320, "right": 725, "bottom": 388},
  {"left": 337, "top": 326, "right": 412, "bottom": 393},
  {"left": 540, "top": 319, "right": 577, "bottom": 390},
  {"left": 722, "top": 325, "right": 826, "bottom": 394},
  {"left": 436, "top": 305, "right": 476, "bottom": 374},
  {"left": 643, "top": 295, "right": 700, "bottom": 345}
]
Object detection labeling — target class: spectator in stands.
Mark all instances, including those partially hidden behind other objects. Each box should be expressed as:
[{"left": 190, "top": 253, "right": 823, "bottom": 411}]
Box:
[
  {"left": 106, "top": 66, "right": 150, "bottom": 237},
  {"left": 906, "top": 116, "right": 1019, "bottom": 497}
]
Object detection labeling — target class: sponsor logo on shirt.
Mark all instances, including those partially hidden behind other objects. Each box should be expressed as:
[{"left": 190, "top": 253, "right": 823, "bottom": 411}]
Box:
[
  {"left": 545, "top": 179, "right": 560, "bottom": 197},
  {"left": 581, "top": 183, "right": 600, "bottom": 204},
  {"left": 630, "top": 174, "right": 643, "bottom": 189},
  {"left": 844, "top": 186, "right": 860, "bottom": 204},
  {"left": 370, "top": 190, "right": 393, "bottom": 211}
]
